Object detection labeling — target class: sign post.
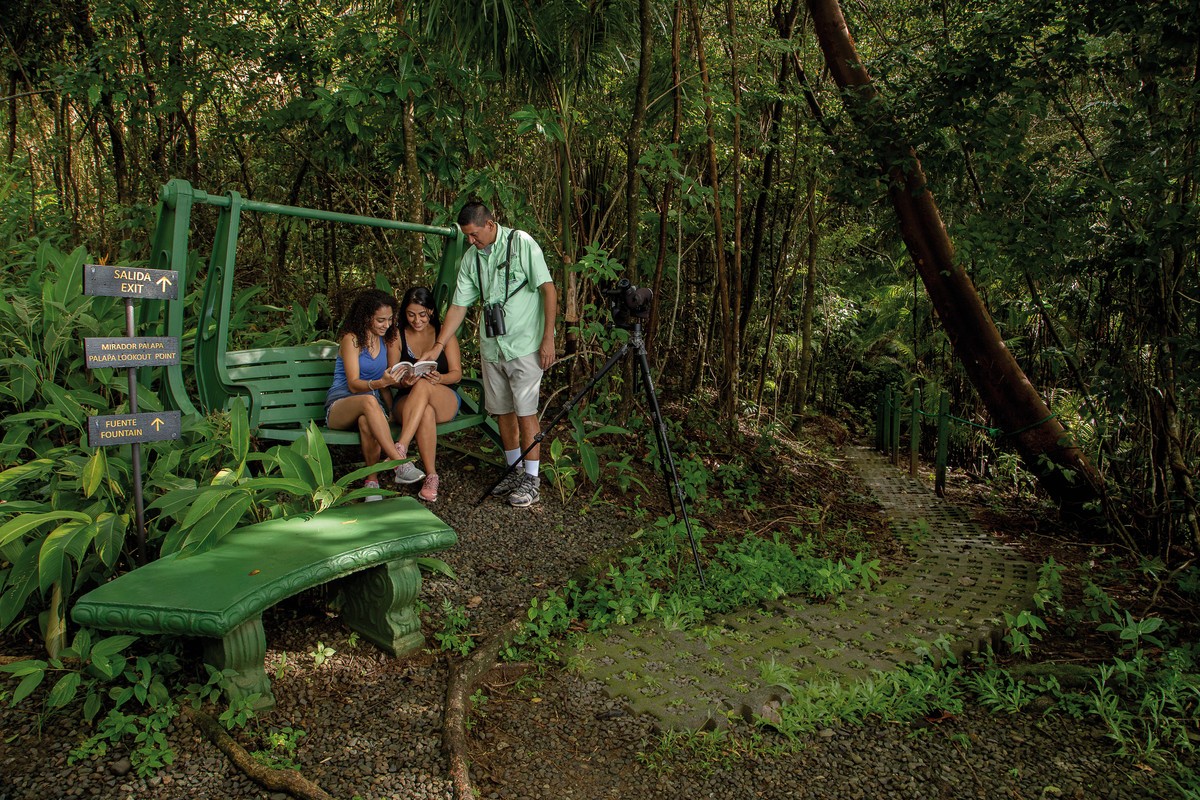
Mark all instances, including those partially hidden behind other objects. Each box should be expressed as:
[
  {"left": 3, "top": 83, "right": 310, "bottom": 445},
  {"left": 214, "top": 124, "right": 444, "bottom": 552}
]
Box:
[{"left": 83, "top": 264, "right": 181, "bottom": 564}]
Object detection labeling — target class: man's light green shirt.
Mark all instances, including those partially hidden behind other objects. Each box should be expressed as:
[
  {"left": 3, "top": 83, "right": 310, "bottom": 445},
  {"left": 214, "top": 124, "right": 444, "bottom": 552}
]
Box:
[{"left": 452, "top": 225, "right": 553, "bottom": 363}]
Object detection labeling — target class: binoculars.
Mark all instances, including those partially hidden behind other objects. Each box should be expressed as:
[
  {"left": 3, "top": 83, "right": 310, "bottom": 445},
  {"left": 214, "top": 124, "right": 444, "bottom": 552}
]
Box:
[{"left": 483, "top": 302, "right": 506, "bottom": 338}]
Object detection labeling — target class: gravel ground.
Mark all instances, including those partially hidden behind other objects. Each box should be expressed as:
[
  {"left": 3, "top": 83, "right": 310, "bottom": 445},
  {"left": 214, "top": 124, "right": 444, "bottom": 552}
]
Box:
[{"left": 0, "top": 448, "right": 1174, "bottom": 800}]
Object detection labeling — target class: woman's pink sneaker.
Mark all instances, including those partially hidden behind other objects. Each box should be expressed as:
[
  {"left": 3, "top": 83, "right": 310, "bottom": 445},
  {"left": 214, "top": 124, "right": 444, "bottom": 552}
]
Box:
[{"left": 418, "top": 473, "right": 439, "bottom": 503}]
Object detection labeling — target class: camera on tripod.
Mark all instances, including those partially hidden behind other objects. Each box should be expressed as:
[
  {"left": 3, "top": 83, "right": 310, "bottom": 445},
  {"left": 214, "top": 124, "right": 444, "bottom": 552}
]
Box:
[
  {"left": 604, "top": 278, "right": 654, "bottom": 329},
  {"left": 483, "top": 302, "right": 507, "bottom": 337}
]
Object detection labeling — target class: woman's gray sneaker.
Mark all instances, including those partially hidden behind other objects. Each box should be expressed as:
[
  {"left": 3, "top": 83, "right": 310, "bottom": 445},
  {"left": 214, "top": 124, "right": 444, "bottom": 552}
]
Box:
[
  {"left": 394, "top": 460, "right": 425, "bottom": 485},
  {"left": 508, "top": 474, "right": 540, "bottom": 508}
]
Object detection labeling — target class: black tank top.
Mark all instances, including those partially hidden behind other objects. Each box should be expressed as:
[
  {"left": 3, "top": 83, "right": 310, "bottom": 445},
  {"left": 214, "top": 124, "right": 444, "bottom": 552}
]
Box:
[{"left": 394, "top": 327, "right": 456, "bottom": 397}]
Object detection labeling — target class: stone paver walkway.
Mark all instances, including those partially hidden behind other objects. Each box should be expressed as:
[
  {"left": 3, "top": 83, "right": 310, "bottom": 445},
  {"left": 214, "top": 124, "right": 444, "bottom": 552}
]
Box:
[{"left": 573, "top": 446, "right": 1039, "bottom": 731}]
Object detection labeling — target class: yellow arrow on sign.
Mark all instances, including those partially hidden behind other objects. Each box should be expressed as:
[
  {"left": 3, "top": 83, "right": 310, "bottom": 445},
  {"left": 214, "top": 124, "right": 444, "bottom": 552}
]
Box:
[
  {"left": 151, "top": 417, "right": 164, "bottom": 431},
  {"left": 156, "top": 276, "right": 173, "bottom": 291}
]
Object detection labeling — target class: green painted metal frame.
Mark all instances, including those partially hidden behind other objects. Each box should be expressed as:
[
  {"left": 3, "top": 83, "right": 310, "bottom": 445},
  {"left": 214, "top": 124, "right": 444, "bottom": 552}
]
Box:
[{"left": 148, "top": 178, "right": 468, "bottom": 419}]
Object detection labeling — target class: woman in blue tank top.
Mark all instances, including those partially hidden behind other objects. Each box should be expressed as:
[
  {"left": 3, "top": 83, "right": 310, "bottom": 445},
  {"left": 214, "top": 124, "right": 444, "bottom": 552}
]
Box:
[
  {"left": 387, "top": 286, "right": 462, "bottom": 503},
  {"left": 324, "top": 289, "right": 409, "bottom": 499}
]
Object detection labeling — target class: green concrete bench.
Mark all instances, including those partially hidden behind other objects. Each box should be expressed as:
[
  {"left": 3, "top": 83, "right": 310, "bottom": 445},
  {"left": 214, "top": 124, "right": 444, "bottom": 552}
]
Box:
[
  {"left": 71, "top": 497, "right": 456, "bottom": 708},
  {"left": 223, "top": 344, "right": 498, "bottom": 447}
]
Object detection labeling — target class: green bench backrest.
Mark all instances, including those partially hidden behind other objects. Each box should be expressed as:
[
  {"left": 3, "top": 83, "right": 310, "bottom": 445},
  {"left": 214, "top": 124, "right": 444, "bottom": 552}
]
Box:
[{"left": 225, "top": 345, "right": 339, "bottom": 430}]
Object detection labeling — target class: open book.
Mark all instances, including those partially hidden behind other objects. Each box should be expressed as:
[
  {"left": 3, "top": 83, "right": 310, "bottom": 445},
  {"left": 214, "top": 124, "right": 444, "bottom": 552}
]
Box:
[{"left": 388, "top": 360, "right": 438, "bottom": 378}]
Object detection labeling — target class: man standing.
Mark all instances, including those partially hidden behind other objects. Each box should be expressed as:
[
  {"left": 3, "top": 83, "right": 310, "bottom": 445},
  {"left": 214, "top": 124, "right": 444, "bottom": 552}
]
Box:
[{"left": 425, "top": 201, "right": 557, "bottom": 507}]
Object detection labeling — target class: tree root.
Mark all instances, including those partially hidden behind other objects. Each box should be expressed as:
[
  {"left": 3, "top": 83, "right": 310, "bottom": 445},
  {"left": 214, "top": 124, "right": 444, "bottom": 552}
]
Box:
[
  {"left": 443, "top": 616, "right": 524, "bottom": 800},
  {"left": 181, "top": 705, "right": 334, "bottom": 800}
]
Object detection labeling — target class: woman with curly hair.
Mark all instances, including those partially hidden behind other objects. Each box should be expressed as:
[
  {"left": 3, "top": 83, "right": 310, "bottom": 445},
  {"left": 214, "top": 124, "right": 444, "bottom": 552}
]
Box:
[
  {"left": 387, "top": 286, "right": 462, "bottom": 502},
  {"left": 324, "top": 289, "right": 410, "bottom": 499}
]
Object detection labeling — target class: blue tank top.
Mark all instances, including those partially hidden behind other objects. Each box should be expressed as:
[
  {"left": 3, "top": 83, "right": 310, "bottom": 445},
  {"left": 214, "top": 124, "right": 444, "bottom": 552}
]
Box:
[{"left": 329, "top": 341, "right": 389, "bottom": 395}]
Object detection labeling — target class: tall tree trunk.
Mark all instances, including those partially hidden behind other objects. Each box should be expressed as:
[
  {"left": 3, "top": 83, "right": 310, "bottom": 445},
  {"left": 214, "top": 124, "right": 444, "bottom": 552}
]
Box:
[
  {"left": 687, "top": 0, "right": 738, "bottom": 429},
  {"left": 6, "top": 79, "right": 18, "bottom": 163},
  {"left": 794, "top": 174, "right": 819, "bottom": 419},
  {"left": 648, "top": 0, "right": 685, "bottom": 351},
  {"left": 400, "top": 92, "right": 424, "bottom": 265},
  {"left": 625, "top": 0, "right": 653, "bottom": 276},
  {"left": 754, "top": 157, "right": 806, "bottom": 411},
  {"left": 742, "top": 0, "right": 802, "bottom": 348},
  {"left": 724, "top": 0, "right": 744, "bottom": 360},
  {"left": 806, "top": 0, "right": 1101, "bottom": 511}
]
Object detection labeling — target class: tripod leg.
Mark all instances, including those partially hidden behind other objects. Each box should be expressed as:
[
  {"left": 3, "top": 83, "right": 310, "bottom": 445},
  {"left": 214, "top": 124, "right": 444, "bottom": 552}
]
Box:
[
  {"left": 475, "top": 342, "right": 631, "bottom": 505},
  {"left": 631, "top": 350, "right": 679, "bottom": 517},
  {"left": 631, "top": 337, "right": 706, "bottom": 588}
]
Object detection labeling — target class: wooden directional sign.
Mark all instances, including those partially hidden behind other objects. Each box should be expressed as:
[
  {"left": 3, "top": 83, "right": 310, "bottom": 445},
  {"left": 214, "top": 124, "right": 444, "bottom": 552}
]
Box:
[
  {"left": 88, "top": 411, "right": 182, "bottom": 447},
  {"left": 83, "top": 264, "right": 179, "bottom": 300},
  {"left": 84, "top": 337, "right": 180, "bottom": 369}
]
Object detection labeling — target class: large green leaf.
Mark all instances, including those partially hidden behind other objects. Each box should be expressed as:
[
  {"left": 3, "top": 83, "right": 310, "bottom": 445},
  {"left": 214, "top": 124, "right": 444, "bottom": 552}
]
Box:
[
  {"left": 580, "top": 441, "right": 600, "bottom": 483},
  {"left": 147, "top": 485, "right": 215, "bottom": 518},
  {"left": 0, "top": 544, "right": 40, "bottom": 629},
  {"left": 336, "top": 459, "right": 403, "bottom": 487},
  {"left": 40, "top": 382, "right": 86, "bottom": 429},
  {"left": 179, "top": 486, "right": 237, "bottom": 531},
  {"left": 91, "top": 512, "right": 128, "bottom": 569},
  {"left": 238, "top": 477, "right": 316, "bottom": 496},
  {"left": 48, "top": 244, "right": 86, "bottom": 309},
  {"left": 0, "top": 459, "right": 56, "bottom": 492},
  {"left": 82, "top": 449, "right": 107, "bottom": 498},
  {"left": 0, "top": 511, "right": 92, "bottom": 549},
  {"left": 0, "top": 354, "right": 38, "bottom": 405},
  {"left": 3, "top": 410, "right": 77, "bottom": 428},
  {"left": 46, "top": 671, "right": 81, "bottom": 710},
  {"left": 38, "top": 521, "right": 92, "bottom": 594},
  {"left": 12, "top": 670, "right": 45, "bottom": 705},
  {"left": 303, "top": 423, "right": 334, "bottom": 487},
  {"left": 90, "top": 634, "right": 140, "bottom": 658},
  {"left": 269, "top": 446, "right": 316, "bottom": 486},
  {"left": 176, "top": 491, "right": 255, "bottom": 557}
]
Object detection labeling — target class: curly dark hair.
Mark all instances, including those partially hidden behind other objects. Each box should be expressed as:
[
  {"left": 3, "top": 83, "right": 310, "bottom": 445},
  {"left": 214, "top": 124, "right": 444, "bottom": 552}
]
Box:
[
  {"left": 399, "top": 286, "right": 441, "bottom": 333},
  {"left": 338, "top": 289, "right": 398, "bottom": 349}
]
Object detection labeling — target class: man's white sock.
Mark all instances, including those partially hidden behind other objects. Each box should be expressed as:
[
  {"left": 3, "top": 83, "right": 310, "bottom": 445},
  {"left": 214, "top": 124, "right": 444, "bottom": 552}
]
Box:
[
  {"left": 525, "top": 459, "right": 540, "bottom": 478},
  {"left": 505, "top": 448, "right": 522, "bottom": 466}
]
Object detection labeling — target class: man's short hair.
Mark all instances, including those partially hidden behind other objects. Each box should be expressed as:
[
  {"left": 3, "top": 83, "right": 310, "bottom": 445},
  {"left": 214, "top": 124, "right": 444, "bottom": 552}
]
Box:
[{"left": 457, "top": 201, "right": 494, "bottom": 229}]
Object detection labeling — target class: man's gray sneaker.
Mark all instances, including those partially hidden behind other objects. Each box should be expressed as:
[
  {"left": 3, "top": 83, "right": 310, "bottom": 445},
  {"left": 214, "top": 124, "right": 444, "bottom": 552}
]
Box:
[
  {"left": 508, "top": 474, "right": 540, "bottom": 508},
  {"left": 490, "top": 467, "right": 526, "bottom": 496}
]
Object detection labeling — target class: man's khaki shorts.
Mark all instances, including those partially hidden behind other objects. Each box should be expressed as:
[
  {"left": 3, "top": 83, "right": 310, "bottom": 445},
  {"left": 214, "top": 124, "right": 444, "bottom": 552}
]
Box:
[{"left": 482, "top": 352, "right": 544, "bottom": 417}]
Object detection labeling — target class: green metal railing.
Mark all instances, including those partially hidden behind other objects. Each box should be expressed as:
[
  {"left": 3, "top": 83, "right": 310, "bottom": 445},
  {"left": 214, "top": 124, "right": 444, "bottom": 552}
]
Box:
[
  {"left": 876, "top": 384, "right": 1064, "bottom": 495},
  {"left": 876, "top": 385, "right": 973, "bottom": 497}
]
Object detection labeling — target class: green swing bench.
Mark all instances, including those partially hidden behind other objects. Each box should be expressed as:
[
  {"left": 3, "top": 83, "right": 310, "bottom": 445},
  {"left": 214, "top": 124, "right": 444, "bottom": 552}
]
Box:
[{"left": 71, "top": 179, "right": 495, "bottom": 707}]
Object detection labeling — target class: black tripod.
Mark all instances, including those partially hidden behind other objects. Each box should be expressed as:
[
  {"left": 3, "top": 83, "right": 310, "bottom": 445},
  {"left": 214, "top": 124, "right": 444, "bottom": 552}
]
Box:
[{"left": 479, "top": 322, "right": 706, "bottom": 586}]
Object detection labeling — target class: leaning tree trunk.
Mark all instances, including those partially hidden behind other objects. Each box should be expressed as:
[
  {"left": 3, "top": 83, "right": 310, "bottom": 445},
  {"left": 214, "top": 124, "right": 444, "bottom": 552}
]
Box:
[{"left": 806, "top": 0, "right": 1102, "bottom": 511}]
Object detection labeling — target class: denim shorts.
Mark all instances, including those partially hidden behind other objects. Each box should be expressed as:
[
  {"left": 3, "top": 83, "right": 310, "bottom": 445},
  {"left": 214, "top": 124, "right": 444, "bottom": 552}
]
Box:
[{"left": 324, "top": 388, "right": 387, "bottom": 427}]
